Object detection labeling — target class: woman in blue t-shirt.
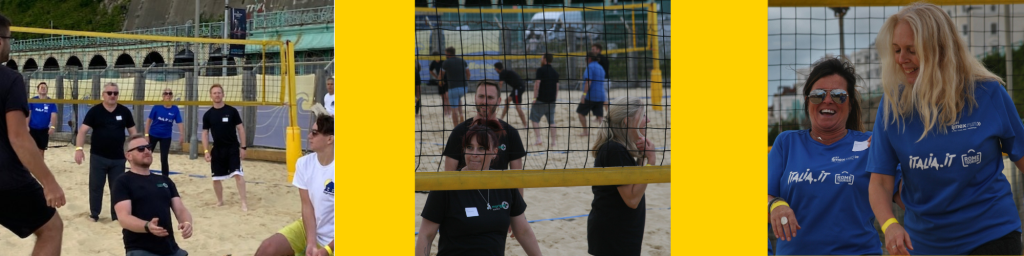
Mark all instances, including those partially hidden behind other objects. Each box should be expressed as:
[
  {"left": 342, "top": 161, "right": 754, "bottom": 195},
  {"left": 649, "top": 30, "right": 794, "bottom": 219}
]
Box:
[
  {"left": 767, "top": 57, "right": 891, "bottom": 255},
  {"left": 415, "top": 118, "right": 542, "bottom": 256},
  {"left": 867, "top": 3, "right": 1024, "bottom": 255},
  {"left": 145, "top": 88, "right": 184, "bottom": 177}
]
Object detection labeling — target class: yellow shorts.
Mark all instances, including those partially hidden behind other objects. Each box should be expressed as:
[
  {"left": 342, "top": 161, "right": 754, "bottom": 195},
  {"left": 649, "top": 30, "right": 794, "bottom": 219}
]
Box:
[{"left": 279, "top": 219, "right": 333, "bottom": 256}]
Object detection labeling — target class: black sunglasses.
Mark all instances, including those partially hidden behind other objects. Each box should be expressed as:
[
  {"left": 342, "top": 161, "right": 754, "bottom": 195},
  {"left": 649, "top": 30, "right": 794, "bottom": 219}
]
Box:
[
  {"left": 105, "top": 91, "right": 119, "bottom": 96},
  {"left": 126, "top": 145, "right": 151, "bottom": 153},
  {"left": 163, "top": 92, "right": 173, "bottom": 96},
  {"left": 807, "top": 89, "right": 848, "bottom": 104}
]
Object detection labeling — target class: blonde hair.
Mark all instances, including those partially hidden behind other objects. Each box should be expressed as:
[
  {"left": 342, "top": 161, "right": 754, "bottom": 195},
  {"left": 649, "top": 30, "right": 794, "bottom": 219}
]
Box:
[
  {"left": 876, "top": 2, "right": 1003, "bottom": 141},
  {"left": 591, "top": 97, "right": 645, "bottom": 161}
]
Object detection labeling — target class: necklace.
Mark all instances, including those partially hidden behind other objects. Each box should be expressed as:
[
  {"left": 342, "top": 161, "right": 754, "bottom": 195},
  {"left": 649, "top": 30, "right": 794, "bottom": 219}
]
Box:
[{"left": 477, "top": 189, "right": 491, "bottom": 210}]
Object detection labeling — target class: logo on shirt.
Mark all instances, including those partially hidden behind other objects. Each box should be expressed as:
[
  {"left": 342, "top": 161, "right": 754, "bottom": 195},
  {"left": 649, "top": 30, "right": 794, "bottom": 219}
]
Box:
[
  {"left": 834, "top": 171, "right": 855, "bottom": 185},
  {"left": 962, "top": 149, "right": 982, "bottom": 167},
  {"left": 788, "top": 169, "right": 831, "bottom": 185},
  {"left": 323, "top": 179, "right": 334, "bottom": 196},
  {"left": 156, "top": 116, "right": 173, "bottom": 123},
  {"left": 831, "top": 155, "right": 859, "bottom": 163},
  {"left": 489, "top": 201, "right": 510, "bottom": 211},
  {"left": 156, "top": 183, "right": 168, "bottom": 189},
  {"left": 951, "top": 121, "right": 982, "bottom": 132},
  {"left": 908, "top": 153, "right": 958, "bottom": 171},
  {"left": 499, "top": 144, "right": 506, "bottom": 151}
]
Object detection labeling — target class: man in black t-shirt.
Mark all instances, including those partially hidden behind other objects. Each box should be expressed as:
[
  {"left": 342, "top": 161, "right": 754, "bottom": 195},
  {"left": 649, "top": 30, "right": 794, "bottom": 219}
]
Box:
[
  {"left": 495, "top": 62, "right": 528, "bottom": 127},
  {"left": 428, "top": 51, "right": 448, "bottom": 117},
  {"left": 113, "top": 134, "right": 193, "bottom": 256},
  {"left": 0, "top": 14, "right": 66, "bottom": 255},
  {"left": 442, "top": 81, "right": 526, "bottom": 172},
  {"left": 529, "top": 53, "right": 560, "bottom": 146},
  {"left": 75, "top": 82, "right": 138, "bottom": 222},
  {"left": 439, "top": 47, "right": 471, "bottom": 127},
  {"left": 202, "top": 84, "right": 250, "bottom": 211}
]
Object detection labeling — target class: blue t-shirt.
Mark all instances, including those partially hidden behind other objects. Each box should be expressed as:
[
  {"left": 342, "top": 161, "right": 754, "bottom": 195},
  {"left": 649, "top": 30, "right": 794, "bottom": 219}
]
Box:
[
  {"left": 768, "top": 129, "right": 883, "bottom": 255},
  {"left": 148, "top": 105, "right": 182, "bottom": 139},
  {"left": 584, "top": 61, "right": 607, "bottom": 102},
  {"left": 866, "top": 80, "right": 1024, "bottom": 255},
  {"left": 28, "top": 96, "right": 56, "bottom": 130}
]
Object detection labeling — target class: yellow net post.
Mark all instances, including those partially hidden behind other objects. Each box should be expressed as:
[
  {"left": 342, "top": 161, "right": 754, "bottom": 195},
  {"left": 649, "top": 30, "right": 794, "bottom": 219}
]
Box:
[
  {"left": 285, "top": 41, "right": 302, "bottom": 183},
  {"left": 649, "top": 3, "right": 663, "bottom": 111}
]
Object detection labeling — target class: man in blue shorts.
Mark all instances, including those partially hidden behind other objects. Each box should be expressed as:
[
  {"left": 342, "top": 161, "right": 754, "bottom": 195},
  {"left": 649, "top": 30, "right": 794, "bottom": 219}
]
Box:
[{"left": 439, "top": 46, "right": 470, "bottom": 127}]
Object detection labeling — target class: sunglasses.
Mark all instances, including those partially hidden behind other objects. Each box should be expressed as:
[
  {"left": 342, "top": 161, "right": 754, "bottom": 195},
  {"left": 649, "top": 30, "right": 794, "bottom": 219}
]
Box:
[
  {"left": 126, "top": 145, "right": 151, "bottom": 153},
  {"left": 807, "top": 89, "right": 848, "bottom": 104},
  {"left": 163, "top": 92, "right": 173, "bottom": 96},
  {"left": 310, "top": 130, "right": 332, "bottom": 136},
  {"left": 105, "top": 91, "right": 119, "bottom": 96}
]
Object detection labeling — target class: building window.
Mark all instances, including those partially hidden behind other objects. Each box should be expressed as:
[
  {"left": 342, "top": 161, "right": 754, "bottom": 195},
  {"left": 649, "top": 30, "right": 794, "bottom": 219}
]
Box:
[
  {"left": 964, "top": 24, "right": 969, "bottom": 36},
  {"left": 992, "top": 23, "right": 997, "bottom": 34},
  {"left": 992, "top": 5, "right": 997, "bottom": 12}
]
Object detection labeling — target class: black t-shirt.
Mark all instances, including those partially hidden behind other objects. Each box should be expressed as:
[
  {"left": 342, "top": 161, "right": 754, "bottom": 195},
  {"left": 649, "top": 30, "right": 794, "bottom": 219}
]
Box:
[
  {"left": 421, "top": 189, "right": 527, "bottom": 256},
  {"left": 597, "top": 54, "right": 610, "bottom": 79},
  {"left": 83, "top": 104, "right": 136, "bottom": 160},
  {"left": 202, "top": 105, "right": 243, "bottom": 148},
  {"left": 588, "top": 141, "right": 645, "bottom": 256},
  {"left": 498, "top": 69, "right": 524, "bottom": 91},
  {"left": 442, "top": 118, "right": 526, "bottom": 170},
  {"left": 441, "top": 57, "right": 470, "bottom": 89},
  {"left": 111, "top": 171, "right": 181, "bottom": 255},
  {"left": 0, "top": 67, "right": 33, "bottom": 189},
  {"left": 430, "top": 61, "right": 443, "bottom": 81},
  {"left": 416, "top": 61, "right": 422, "bottom": 85},
  {"left": 534, "top": 64, "right": 559, "bottom": 103}
]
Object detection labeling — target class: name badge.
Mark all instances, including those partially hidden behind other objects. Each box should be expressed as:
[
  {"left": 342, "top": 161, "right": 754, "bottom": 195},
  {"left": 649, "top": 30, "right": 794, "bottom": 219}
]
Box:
[
  {"left": 222, "top": 117, "right": 229, "bottom": 123},
  {"left": 115, "top": 115, "right": 122, "bottom": 121},
  {"left": 465, "top": 207, "right": 479, "bottom": 217}
]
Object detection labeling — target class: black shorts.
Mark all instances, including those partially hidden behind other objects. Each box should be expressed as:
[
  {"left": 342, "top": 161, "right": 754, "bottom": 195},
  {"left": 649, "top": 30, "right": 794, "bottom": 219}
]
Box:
[
  {"left": 438, "top": 82, "right": 448, "bottom": 95},
  {"left": 0, "top": 181, "right": 56, "bottom": 238},
  {"left": 509, "top": 88, "right": 525, "bottom": 104},
  {"left": 211, "top": 146, "right": 243, "bottom": 180},
  {"left": 576, "top": 100, "right": 605, "bottom": 117},
  {"left": 29, "top": 128, "right": 49, "bottom": 150}
]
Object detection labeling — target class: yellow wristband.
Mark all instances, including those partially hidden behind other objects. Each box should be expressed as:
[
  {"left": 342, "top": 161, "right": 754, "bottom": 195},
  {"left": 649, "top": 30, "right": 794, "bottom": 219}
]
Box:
[
  {"left": 325, "top": 245, "right": 333, "bottom": 255},
  {"left": 881, "top": 218, "right": 899, "bottom": 234},
  {"left": 144, "top": 134, "right": 149, "bottom": 137},
  {"left": 75, "top": 147, "right": 83, "bottom": 151},
  {"left": 769, "top": 201, "right": 789, "bottom": 213},
  {"left": 204, "top": 150, "right": 209, "bottom": 153}
]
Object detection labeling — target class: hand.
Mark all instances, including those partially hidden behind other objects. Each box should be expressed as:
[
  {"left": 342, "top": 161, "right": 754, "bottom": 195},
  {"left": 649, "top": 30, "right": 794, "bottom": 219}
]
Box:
[
  {"left": 239, "top": 148, "right": 247, "bottom": 160},
  {"left": 178, "top": 222, "right": 193, "bottom": 239},
  {"left": 204, "top": 151, "right": 211, "bottom": 162},
  {"left": 40, "top": 179, "right": 66, "bottom": 208},
  {"left": 884, "top": 223, "right": 914, "bottom": 255},
  {"left": 48, "top": 127, "right": 54, "bottom": 135},
  {"left": 635, "top": 137, "right": 656, "bottom": 162},
  {"left": 148, "top": 218, "right": 169, "bottom": 237},
  {"left": 769, "top": 204, "right": 801, "bottom": 242},
  {"left": 508, "top": 225, "right": 515, "bottom": 238},
  {"left": 305, "top": 244, "right": 321, "bottom": 256},
  {"left": 74, "top": 150, "right": 84, "bottom": 165},
  {"left": 179, "top": 138, "right": 185, "bottom": 149}
]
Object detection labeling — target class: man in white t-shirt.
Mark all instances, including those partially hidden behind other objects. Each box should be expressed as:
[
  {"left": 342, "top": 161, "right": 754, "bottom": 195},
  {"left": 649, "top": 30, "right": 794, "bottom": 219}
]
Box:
[
  {"left": 323, "top": 78, "right": 334, "bottom": 116},
  {"left": 255, "top": 115, "right": 334, "bottom": 256}
]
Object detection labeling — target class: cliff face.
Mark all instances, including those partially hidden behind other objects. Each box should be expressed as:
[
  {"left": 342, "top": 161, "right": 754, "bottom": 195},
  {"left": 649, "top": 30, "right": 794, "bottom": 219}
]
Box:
[{"left": 123, "top": 0, "right": 333, "bottom": 30}]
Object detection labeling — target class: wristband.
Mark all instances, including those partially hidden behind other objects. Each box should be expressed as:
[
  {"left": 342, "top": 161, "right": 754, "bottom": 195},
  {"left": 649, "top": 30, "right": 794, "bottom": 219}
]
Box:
[
  {"left": 144, "top": 134, "right": 149, "bottom": 137},
  {"left": 882, "top": 218, "right": 899, "bottom": 234},
  {"left": 204, "top": 150, "right": 209, "bottom": 154},
  {"left": 49, "top": 126, "right": 55, "bottom": 129},
  {"left": 769, "top": 201, "right": 789, "bottom": 213},
  {"left": 325, "top": 245, "right": 333, "bottom": 255},
  {"left": 144, "top": 222, "right": 151, "bottom": 234},
  {"left": 75, "top": 147, "right": 83, "bottom": 151}
]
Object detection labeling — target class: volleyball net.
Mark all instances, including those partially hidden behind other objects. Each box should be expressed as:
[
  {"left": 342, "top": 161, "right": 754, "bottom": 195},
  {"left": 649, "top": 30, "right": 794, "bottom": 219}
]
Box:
[
  {"left": 8, "top": 26, "right": 307, "bottom": 181},
  {"left": 414, "top": 1, "right": 671, "bottom": 190}
]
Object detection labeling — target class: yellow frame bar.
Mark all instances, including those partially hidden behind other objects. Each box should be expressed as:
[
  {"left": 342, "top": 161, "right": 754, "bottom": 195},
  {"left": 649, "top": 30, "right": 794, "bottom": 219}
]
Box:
[
  {"left": 12, "top": 27, "right": 282, "bottom": 47},
  {"left": 415, "top": 166, "right": 670, "bottom": 191},
  {"left": 768, "top": 0, "right": 1023, "bottom": 7},
  {"left": 415, "top": 3, "right": 648, "bottom": 14},
  {"left": 287, "top": 42, "right": 299, "bottom": 128}
]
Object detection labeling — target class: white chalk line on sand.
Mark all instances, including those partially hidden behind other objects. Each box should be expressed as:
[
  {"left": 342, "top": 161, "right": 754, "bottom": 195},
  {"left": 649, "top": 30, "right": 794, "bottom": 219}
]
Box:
[{"left": 414, "top": 207, "right": 671, "bottom": 235}]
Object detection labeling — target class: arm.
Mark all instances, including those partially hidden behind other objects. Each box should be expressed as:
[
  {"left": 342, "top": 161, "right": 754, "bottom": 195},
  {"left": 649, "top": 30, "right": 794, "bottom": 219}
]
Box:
[
  {"left": 145, "top": 119, "right": 152, "bottom": 135},
  {"left": 7, "top": 111, "right": 64, "bottom": 207},
  {"left": 510, "top": 214, "right": 542, "bottom": 256},
  {"left": 177, "top": 123, "right": 186, "bottom": 143},
  {"left": 127, "top": 126, "right": 137, "bottom": 136},
  {"left": 114, "top": 200, "right": 169, "bottom": 236},
  {"left": 299, "top": 189, "right": 320, "bottom": 252},
  {"left": 76, "top": 124, "right": 91, "bottom": 148},
  {"left": 438, "top": 70, "right": 446, "bottom": 86},
  {"left": 465, "top": 67, "right": 471, "bottom": 80},
  {"left": 444, "top": 157, "right": 458, "bottom": 171},
  {"left": 616, "top": 184, "right": 648, "bottom": 209},
  {"left": 510, "top": 158, "right": 525, "bottom": 198},
  {"left": 236, "top": 123, "right": 247, "bottom": 148},
  {"left": 532, "top": 80, "right": 540, "bottom": 102},
  {"left": 869, "top": 172, "right": 912, "bottom": 254},
  {"left": 170, "top": 197, "right": 192, "bottom": 226},
  {"left": 415, "top": 218, "right": 440, "bottom": 256},
  {"left": 49, "top": 112, "right": 56, "bottom": 133}
]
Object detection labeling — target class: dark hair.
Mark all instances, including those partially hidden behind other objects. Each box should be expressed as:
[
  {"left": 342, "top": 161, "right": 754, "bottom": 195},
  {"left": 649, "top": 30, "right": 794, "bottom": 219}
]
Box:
[
  {"left": 494, "top": 62, "right": 504, "bottom": 70},
  {"left": 801, "top": 57, "right": 864, "bottom": 132},
  {"left": 543, "top": 53, "right": 553, "bottom": 63},
  {"left": 314, "top": 114, "right": 334, "bottom": 136},
  {"left": 431, "top": 51, "right": 440, "bottom": 56},
  {"left": 587, "top": 52, "right": 597, "bottom": 62},
  {"left": 445, "top": 47, "right": 456, "bottom": 55},
  {"left": 462, "top": 118, "right": 505, "bottom": 154},
  {"left": 37, "top": 82, "right": 47, "bottom": 90},
  {"left": 476, "top": 80, "right": 499, "bottom": 94},
  {"left": 591, "top": 43, "right": 603, "bottom": 51},
  {"left": 0, "top": 14, "right": 10, "bottom": 34}
]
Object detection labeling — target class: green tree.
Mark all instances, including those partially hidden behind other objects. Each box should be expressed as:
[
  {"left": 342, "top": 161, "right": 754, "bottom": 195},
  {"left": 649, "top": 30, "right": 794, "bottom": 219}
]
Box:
[{"left": 0, "top": 0, "right": 129, "bottom": 40}]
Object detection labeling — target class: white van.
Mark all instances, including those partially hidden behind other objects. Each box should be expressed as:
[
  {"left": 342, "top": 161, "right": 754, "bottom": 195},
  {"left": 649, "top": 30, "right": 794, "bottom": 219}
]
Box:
[{"left": 524, "top": 11, "right": 600, "bottom": 42}]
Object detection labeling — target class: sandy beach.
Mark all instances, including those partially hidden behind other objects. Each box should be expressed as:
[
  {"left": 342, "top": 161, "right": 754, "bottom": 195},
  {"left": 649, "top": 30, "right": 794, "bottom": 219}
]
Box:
[{"left": 0, "top": 145, "right": 302, "bottom": 255}]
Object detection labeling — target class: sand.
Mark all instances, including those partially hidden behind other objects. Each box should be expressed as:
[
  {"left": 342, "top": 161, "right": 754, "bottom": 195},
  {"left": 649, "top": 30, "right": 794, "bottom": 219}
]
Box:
[
  {"left": 0, "top": 145, "right": 302, "bottom": 256},
  {"left": 413, "top": 87, "right": 672, "bottom": 255}
]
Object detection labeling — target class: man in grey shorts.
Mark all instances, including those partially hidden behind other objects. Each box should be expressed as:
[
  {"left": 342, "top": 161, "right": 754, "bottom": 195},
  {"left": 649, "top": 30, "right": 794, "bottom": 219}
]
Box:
[{"left": 530, "top": 53, "right": 559, "bottom": 146}]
